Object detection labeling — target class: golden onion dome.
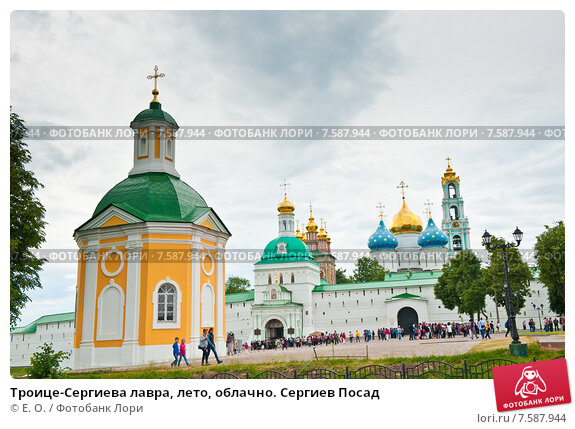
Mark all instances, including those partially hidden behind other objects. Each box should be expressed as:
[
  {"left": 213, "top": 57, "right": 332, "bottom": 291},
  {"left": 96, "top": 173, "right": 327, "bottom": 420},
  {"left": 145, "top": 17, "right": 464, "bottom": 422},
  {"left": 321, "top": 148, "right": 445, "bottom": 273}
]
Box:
[
  {"left": 318, "top": 222, "right": 327, "bottom": 240},
  {"left": 306, "top": 206, "right": 318, "bottom": 232},
  {"left": 390, "top": 197, "right": 423, "bottom": 234},
  {"left": 277, "top": 193, "right": 295, "bottom": 213},
  {"left": 295, "top": 221, "right": 304, "bottom": 240}
]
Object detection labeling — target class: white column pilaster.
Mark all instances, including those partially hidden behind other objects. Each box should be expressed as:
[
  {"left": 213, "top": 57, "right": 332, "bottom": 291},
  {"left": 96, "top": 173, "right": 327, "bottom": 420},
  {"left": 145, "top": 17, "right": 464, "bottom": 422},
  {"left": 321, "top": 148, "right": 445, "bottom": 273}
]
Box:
[
  {"left": 78, "top": 246, "right": 99, "bottom": 368},
  {"left": 190, "top": 241, "right": 202, "bottom": 358},
  {"left": 215, "top": 245, "right": 226, "bottom": 354},
  {"left": 122, "top": 240, "right": 142, "bottom": 365}
]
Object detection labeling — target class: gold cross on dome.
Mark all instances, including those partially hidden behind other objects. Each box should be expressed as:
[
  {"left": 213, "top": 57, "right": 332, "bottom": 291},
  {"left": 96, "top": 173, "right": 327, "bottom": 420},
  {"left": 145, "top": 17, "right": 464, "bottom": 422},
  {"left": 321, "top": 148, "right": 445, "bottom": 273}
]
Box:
[
  {"left": 376, "top": 201, "right": 386, "bottom": 220},
  {"left": 147, "top": 65, "right": 165, "bottom": 102},
  {"left": 424, "top": 199, "right": 434, "bottom": 219},
  {"left": 397, "top": 181, "right": 408, "bottom": 198},
  {"left": 445, "top": 156, "right": 452, "bottom": 168},
  {"left": 279, "top": 179, "right": 291, "bottom": 195}
]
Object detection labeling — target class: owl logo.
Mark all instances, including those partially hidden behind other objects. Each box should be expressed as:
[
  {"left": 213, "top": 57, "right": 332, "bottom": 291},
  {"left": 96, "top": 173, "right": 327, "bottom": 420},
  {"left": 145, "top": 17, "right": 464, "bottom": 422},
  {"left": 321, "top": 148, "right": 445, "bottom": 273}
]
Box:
[{"left": 514, "top": 366, "right": 547, "bottom": 399}]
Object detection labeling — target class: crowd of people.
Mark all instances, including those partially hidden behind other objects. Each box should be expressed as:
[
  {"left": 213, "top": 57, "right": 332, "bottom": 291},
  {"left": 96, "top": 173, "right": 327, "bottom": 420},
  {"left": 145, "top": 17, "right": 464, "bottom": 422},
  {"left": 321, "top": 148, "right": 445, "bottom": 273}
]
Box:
[
  {"left": 241, "top": 319, "right": 502, "bottom": 353},
  {"left": 170, "top": 314, "right": 566, "bottom": 364},
  {"left": 522, "top": 315, "right": 565, "bottom": 332}
]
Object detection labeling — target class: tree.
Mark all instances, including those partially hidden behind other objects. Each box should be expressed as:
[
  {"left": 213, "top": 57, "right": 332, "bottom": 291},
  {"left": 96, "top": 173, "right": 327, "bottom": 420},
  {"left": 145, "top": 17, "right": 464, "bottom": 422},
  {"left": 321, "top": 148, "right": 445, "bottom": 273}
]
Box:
[
  {"left": 435, "top": 250, "right": 487, "bottom": 319},
  {"left": 534, "top": 221, "right": 565, "bottom": 314},
  {"left": 351, "top": 257, "right": 388, "bottom": 283},
  {"left": 10, "top": 111, "right": 46, "bottom": 327},
  {"left": 482, "top": 236, "right": 533, "bottom": 317},
  {"left": 225, "top": 276, "right": 251, "bottom": 294},
  {"left": 28, "top": 343, "right": 70, "bottom": 379},
  {"left": 335, "top": 267, "right": 352, "bottom": 284}
]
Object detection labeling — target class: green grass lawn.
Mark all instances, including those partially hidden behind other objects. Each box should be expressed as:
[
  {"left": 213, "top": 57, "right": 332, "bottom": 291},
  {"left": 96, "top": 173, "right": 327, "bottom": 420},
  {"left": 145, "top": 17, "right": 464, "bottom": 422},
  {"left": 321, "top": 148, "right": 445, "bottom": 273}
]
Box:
[
  {"left": 10, "top": 367, "right": 29, "bottom": 378},
  {"left": 58, "top": 342, "right": 564, "bottom": 379}
]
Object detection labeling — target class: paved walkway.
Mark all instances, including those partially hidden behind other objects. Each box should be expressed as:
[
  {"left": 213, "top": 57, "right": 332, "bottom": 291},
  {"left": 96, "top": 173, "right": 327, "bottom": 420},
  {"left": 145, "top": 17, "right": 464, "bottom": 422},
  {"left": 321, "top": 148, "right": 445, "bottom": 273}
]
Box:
[{"left": 67, "top": 332, "right": 563, "bottom": 373}]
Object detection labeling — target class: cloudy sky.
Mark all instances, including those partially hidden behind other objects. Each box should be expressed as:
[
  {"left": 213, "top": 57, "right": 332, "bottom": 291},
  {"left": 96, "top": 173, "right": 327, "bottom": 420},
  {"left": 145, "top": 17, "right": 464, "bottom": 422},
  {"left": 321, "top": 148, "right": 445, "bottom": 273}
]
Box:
[{"left": 10, "top": 11, "right": 565, "bottom": 326}]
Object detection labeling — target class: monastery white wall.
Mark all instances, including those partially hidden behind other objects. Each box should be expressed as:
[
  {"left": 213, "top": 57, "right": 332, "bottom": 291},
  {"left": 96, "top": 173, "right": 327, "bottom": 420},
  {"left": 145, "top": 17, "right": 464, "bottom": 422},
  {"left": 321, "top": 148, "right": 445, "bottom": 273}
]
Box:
[
  {"left": 226, "top": 301, "right": 253, "bottom": 341},
  {"left": 10, "top": 320, "right": 75, "bottom": 367},
  {"left": 225, "top": 279, "right": 552, "bottom": 343}
]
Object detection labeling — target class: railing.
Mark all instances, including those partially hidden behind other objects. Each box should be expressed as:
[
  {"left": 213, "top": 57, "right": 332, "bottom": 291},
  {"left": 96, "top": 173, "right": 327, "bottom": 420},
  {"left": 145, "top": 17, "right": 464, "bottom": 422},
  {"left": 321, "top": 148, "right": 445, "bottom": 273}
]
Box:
[
  {"left": 404, "top": 360, "right": 465, "bottom": 379},
  {"left": 186, "top": 356, "right": 564, "bottom": 380}
]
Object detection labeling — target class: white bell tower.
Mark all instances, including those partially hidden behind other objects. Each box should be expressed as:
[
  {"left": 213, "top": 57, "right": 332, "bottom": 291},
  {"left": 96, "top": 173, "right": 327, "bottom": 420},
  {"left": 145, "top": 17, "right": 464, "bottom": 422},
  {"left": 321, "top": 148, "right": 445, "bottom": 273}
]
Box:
[{"left": 129, "top": 65, "right": 180, "bottom": 178}]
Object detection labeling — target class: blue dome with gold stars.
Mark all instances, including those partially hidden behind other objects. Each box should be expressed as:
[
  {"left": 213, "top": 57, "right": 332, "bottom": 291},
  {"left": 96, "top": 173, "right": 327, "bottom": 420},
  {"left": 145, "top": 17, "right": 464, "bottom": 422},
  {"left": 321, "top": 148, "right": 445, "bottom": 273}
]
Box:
[
  {"left": 368, "top": 220, "right": 398, "bottom": 250},
  {"left": 418, "top": 217, "right": 448, "bottom": 248}
]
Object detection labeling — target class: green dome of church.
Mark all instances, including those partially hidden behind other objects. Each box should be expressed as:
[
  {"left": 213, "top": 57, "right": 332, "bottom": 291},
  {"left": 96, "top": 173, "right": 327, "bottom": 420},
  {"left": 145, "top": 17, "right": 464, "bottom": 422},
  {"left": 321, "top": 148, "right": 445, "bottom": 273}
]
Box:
[
  {"left": 92, "top": 172, "right": 209, "bottom": 222},
  {"left": 131, "top": 101, "right": 178, "bottom": 127},
  {"left": 256, "top": 236, "right": 316, "bottom": 265}
]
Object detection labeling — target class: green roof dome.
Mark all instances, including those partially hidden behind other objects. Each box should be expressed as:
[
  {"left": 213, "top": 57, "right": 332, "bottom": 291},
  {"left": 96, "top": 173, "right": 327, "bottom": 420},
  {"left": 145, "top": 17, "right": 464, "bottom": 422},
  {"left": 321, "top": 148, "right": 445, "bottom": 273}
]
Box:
[
  {"left": 131, "top": 101, "right": 178, "bottom": 127},
  {"left": 93, "top": 172, "right": 209, "bottom": 222},
  {"left": 256, "top": 236, "right": 316, "bottom": 265}
]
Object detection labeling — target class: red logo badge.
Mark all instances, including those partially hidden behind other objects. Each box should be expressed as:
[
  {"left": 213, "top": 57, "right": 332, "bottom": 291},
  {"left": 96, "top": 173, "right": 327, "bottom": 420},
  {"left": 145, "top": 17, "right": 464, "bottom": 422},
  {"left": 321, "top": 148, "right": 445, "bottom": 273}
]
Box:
[{"left": 493, "top": 359, "right": 571, "bottom": 412}]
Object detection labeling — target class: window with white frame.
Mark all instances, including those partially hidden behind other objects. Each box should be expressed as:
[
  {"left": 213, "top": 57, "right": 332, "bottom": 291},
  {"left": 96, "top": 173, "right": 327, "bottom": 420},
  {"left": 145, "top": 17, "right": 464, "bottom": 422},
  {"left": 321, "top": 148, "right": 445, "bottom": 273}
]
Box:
[
  {"left": 153, "top": 279, "right": 182, "bottom": 329},
  {"left": 138, "top": 134, "right": 148, "bottom": 157},
  {"left": 165, "top": 136, "right": 174, "bottom": 159},
  {"left": 157, "top": 283, "right": 177, "bottom": 322}
]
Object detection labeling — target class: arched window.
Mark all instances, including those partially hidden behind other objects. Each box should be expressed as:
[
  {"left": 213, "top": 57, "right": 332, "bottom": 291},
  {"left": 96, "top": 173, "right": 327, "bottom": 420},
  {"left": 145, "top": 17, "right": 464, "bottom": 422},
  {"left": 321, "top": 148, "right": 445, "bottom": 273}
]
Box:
[
  {"left": 279, "top": 274, "right": 283, "bottom": 284},
  {"left": 165, "top": 136, "right": 173, "bottom": 160},
  {"left": 157, "top": 283, "right": 177, "bottom": 322},
  {"left": 450, "top": 206, "right": 459, "bottom": 220},
  {"left": 448, "top": 183, "right": 456, "bottom": 198},
  {"left": 291, "top": 273, "right": 295, "bottom": 283},
  {"left": 138, "top": 134, "right": 148, "bottom": 157},
  {"left": 268, "top": 274, "right": 272, "bottom": 285},
  {"left": 452, "top": 235, "right": 462, "bottom": 251},
  {"left": 153, "top": 279, "right": 182, "bottom": 329}
]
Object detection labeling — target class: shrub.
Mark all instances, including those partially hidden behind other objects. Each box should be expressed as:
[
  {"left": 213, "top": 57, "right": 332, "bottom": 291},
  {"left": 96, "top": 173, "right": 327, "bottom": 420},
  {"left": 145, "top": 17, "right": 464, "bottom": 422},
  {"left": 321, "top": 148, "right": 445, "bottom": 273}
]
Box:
[{"left": 28, "top": 343, "right": 70, "bottom": 378}]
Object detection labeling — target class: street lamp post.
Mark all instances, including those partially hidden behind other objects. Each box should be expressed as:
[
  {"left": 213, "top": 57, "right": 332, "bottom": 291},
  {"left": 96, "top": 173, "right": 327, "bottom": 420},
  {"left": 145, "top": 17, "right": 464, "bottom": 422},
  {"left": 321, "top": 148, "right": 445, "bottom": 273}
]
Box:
[
  {"left": 532, "top": 303, "right": 543, "bottom": 331},
  {"left": 482, "top": 227, "right": 528, "bottom": 357}
]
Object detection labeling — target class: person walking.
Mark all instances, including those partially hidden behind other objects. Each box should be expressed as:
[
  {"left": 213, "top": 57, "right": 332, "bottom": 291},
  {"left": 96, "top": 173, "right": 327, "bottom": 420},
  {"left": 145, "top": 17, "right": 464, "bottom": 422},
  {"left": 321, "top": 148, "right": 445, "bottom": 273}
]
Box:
[
  {"left": 469, "top": 320, "right": 478, "bottom": 340},
  {"left": 478, "top": 318, "right": 486, "bottom": 339},
  {"left": 178, "top": 338, "right": 190, "bottom": 366},
  {"left": 484, "top": 320, "right": 491, "bottom": 339},
  {"left": 226, "top": 332, "right": 234, "bottom": 356},
  {"left": 171, "top": 337, "right": 180, "bottom": 366},
  {"left": 199, "top": 329, "right": 209, "bottom": 365},
  {"left": 505, "top": 319, "right": 510, "bottom": 337},
  {"left": 207, "top": 327, "right": 223, "bottom": 364}
]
